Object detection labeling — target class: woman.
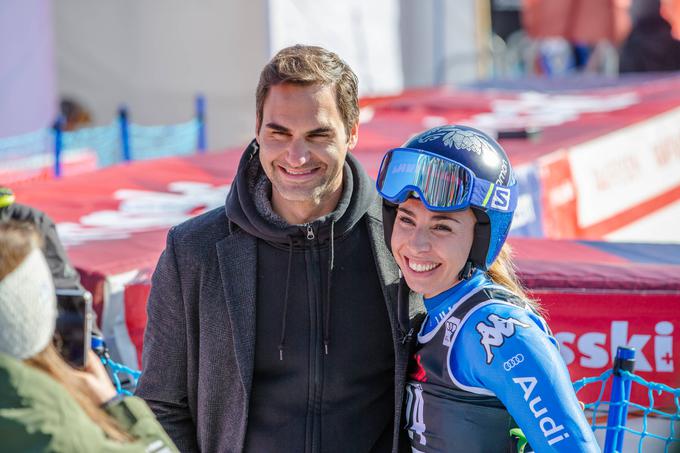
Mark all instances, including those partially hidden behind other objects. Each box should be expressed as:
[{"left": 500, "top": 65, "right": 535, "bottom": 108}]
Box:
[
  {"left": 376, "top": 125, "right": 600, "bottom": 452},
  {"left": 0, "top": 221, "right": 178, "bottom": 452}
]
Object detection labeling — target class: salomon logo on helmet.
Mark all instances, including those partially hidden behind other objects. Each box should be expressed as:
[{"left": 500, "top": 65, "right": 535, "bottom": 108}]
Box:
[{"left": 491, "top": 187, "right": 511, "bottom": 211}]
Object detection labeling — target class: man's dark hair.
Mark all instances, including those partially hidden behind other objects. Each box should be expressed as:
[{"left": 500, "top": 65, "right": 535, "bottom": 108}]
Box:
[{"left": 256, "top": 44, "right": 360, "bottom": 139}]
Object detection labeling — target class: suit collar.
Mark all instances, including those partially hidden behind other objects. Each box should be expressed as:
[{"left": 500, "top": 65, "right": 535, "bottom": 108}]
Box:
[{"left": 216, "top": 229, "right": 257, "bottom": 397}]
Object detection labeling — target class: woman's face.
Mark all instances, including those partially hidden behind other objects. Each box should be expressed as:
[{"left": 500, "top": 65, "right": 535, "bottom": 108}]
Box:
[{"left": 391, "top": 198, "right": 476, "bottom": 298}]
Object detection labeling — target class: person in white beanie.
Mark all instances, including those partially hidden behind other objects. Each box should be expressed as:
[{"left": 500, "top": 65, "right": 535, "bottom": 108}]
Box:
[{"left": 0, "top": 221, "right": 178, "bottom": 453}]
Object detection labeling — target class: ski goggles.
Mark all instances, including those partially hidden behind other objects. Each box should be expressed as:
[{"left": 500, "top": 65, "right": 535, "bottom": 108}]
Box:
[{"left": 376, "top": 148, "right": 517, "bottom": 213}]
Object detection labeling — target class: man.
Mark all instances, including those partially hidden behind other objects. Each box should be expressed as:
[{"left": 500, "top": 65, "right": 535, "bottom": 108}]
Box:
[{"left": 136, "top": 45, "right": 412, "bottom": 453}]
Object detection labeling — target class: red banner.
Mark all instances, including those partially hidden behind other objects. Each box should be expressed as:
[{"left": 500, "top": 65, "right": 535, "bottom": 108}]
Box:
[
  {"left": 538, "top": 151, "right": 579, "bottom": 238},
  {"left": 536, "top": 291, "right": 679, "bottom": 408},
  {"left": 124, "top": 281, "right": 151, "bottom": 367}
]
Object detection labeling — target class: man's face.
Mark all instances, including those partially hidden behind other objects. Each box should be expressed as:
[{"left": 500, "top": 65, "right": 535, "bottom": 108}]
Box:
[{"left": 256, "top": 83, "right": 358, "bottom": 212}]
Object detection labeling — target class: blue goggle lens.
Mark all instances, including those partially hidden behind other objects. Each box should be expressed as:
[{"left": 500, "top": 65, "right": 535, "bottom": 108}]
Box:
[{"left": 377, "top": 148, "right": 473, "bottom": 210}]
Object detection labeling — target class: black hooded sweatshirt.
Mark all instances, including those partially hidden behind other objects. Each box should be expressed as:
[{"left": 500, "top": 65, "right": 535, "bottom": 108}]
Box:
[{"left": 226, "top": 142, "right": 396, "bottom": 453}]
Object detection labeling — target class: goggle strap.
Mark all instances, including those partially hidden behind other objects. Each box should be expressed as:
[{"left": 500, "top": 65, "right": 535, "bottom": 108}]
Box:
[
  {"left": 481, "top": 182, "right": 495, "bottom": 208},
  {"left": 471, "top": 180, "right": 493, "bottom": 207},
  {"left": 471, "top": 179, "right": 518, "bottom": 213}
]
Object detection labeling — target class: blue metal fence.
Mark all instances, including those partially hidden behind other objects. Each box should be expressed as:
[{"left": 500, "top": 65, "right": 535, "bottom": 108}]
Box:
[
  {"left": 0, "top": 95, "right": 206, "bottom": 180},
  {"left": 573, "top": 347, "right": 680, "bottom": 453}
]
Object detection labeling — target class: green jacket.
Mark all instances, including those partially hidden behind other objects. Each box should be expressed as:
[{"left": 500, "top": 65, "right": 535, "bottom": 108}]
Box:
[{"left": 0, "top": 353, "right": 178, "bottom": 453}]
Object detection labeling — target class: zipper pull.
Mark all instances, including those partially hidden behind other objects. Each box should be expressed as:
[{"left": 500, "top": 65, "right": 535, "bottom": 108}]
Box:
[
  {"left": 305, "top": 224, "right": 315, "bottom": 240},
  {"left": 401, "top": 328, "right": 415, "bottom": 345}
]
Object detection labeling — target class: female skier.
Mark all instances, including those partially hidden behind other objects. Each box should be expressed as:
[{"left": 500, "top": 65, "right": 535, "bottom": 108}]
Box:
[{"left": 376, "top": 125, "right": 600, "bottom": 452}]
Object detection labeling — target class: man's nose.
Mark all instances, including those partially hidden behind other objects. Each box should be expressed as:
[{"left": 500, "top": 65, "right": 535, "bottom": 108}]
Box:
[{"left": 285, "top": 138, "right": 310, "bottom": 167}]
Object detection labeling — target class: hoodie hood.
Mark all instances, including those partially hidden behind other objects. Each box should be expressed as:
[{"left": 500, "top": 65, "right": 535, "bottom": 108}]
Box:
[
  {"left": 225, "top": 139, "right": 375, "bottom": 244},
  {"left": 225, "top": 139, "right": 378, "bottom": 359}
]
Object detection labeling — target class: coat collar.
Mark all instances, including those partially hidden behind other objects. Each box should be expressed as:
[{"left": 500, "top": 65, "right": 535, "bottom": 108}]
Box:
[
  {"left": 214, "top": 197, "right": 418, "bottom": 399},
  {"left": 216, "top": 229, "right": 257, "bottom": 397},
  {"left": 365, "top": 198, "right": 401, "bottom": 294}
]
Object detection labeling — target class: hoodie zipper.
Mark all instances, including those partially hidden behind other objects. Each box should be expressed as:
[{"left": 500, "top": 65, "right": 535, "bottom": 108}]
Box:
[
  {"left": 305, "top": 223, "right": 315, "bottom": 240},
  {"left": 303, "top": 221, "right": 322, "bottom": 452}
]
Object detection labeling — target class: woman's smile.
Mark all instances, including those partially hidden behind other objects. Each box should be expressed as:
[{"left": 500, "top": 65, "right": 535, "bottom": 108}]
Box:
[{"left": 404, "top": 256, "right": 441, "bottom": 273}]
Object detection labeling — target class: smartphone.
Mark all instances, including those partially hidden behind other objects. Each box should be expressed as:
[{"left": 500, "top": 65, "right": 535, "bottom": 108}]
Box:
[{"left": 54, "top": 289, "right": 93, "bottom": 369}]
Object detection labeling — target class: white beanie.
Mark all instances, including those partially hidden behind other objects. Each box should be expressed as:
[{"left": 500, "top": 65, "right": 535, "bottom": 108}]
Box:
[{"left": 0, "top": 248, "right": 57, "bottom": 359}]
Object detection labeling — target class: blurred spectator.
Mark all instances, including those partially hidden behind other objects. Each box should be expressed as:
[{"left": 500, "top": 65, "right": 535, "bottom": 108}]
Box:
[
  {"left": 0, "top": 221, "right": 179, "bottom": 452},
  {"left": 0, "top": 186, "right": 82, "bottom": 290},
  {"left": 620, "top": 0, "right": 680, "bottom": 71},
  {"left": 59, "top": 98, "right": 92, "bottom": 131}
]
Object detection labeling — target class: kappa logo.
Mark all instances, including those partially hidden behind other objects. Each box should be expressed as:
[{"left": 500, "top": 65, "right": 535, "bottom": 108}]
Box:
[
  {"left": 476, "top": 314, "right": 530, "bottom": 364},
  {"left": 490, "top": 186, "right": 511, "bottom": 211},
  {"left": 442, "top": 318, "right": 460, "bottom": 347}
]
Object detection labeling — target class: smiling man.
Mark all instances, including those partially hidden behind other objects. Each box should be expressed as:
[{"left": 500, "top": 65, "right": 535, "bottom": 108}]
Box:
[
  {"left": 136, "top": 45, "right": 412, "bottom": 453},
  {"left": 256, "top": 81, "right": 356, "bottom": 224}
]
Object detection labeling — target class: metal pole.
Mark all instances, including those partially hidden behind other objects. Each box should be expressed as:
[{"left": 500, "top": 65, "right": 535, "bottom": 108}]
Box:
[
  {"left": 53, "top": 116, "right": 64, "bottom": 178},
  {"left": 196, "top": 94, "right": 206, "bottom": 153},
  {"left": 118, "top": 106, "right": 131, "bottom": 162},
  {"left": 604, "top": 347, "right": 636, "bottom": 453}
]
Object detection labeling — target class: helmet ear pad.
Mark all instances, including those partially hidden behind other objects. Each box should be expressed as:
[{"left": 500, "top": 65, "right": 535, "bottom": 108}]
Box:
[{"left": 470, "top": 207, "right": 491, "bottom": 271}]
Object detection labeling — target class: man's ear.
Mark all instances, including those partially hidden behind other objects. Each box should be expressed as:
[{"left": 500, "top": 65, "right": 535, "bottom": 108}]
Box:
[{"left": 347, "top": 122, "right": 359, "bottom": 150}]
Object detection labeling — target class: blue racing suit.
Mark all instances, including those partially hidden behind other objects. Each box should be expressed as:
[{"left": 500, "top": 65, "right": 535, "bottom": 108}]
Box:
[{"left": 404, "top": 271, "right": 600, "bottom": 452}]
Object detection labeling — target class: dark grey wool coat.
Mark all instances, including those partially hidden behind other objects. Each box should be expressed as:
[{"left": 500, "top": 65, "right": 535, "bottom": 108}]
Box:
[{"left": 135, "top": 196, "right": 413, "bottom": 453}]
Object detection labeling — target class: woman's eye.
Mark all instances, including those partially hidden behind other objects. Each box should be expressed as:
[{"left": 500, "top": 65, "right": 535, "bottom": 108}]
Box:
[
  {"left": 398, "top": 215, "right": 415, "bottom": 226},
  {"left": 433, "top": 224, "right": 452, "bottom": 232}
]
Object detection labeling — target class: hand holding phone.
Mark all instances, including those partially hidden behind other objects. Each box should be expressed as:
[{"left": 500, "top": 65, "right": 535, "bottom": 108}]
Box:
[
  {"left": 70, "top": 350, "right": 118, "bottom": 405},
  {"left": 54, "top": 289, "right": 93, "bottom": 369}
]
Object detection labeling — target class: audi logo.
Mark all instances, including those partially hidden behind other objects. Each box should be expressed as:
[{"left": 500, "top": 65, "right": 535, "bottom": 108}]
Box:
[{"left": 503, "top": 354, "right": 524, "bottom": 371}]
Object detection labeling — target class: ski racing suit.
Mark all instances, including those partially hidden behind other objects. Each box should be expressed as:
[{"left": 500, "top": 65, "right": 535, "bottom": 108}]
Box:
[{"left": 404, "top": 271, "right": 600, "bottom": 452}]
